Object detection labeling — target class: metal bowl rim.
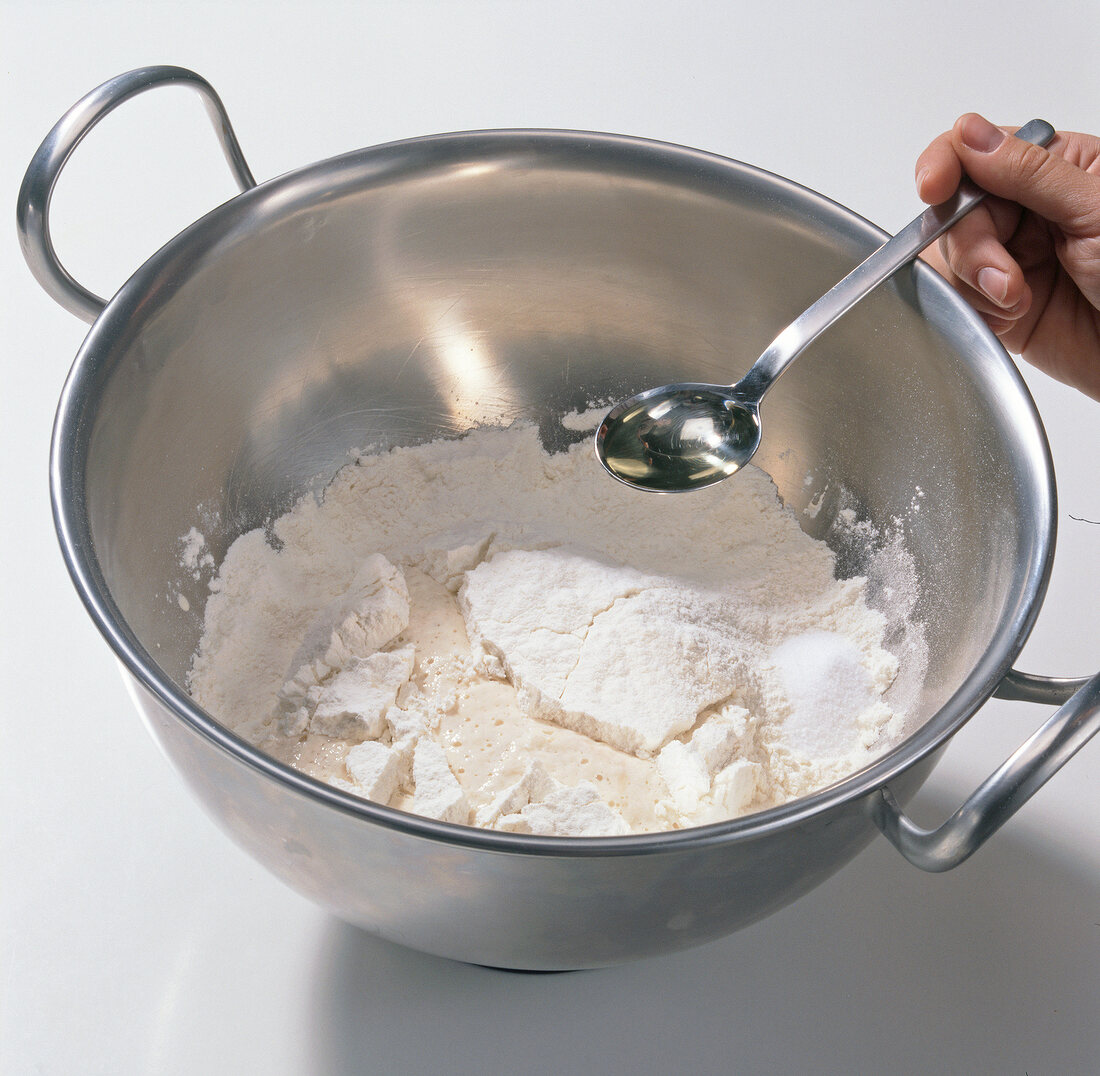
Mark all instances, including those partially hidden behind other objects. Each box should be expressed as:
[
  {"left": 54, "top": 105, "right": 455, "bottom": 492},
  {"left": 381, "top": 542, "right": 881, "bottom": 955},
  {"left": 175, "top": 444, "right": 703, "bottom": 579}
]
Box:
[{"left": 49, "top": 126, "right": 1057, "bottom": 857}]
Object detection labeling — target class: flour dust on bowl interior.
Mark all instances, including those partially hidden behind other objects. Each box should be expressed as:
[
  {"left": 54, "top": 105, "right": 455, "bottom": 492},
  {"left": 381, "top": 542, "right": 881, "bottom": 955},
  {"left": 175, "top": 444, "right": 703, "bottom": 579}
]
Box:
[{"left": 28, "top": 67, "right": 1100, "bottom": 969}]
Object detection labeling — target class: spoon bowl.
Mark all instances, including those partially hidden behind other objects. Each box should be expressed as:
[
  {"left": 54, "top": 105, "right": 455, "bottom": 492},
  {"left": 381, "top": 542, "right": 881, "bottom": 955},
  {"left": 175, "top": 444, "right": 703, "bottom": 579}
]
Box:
[
  {"left": 596, "top": 119, "right": 1055, "bottom": 493},
  {"left": 596, "top": 384, "right": 761, "bottom": 492}
]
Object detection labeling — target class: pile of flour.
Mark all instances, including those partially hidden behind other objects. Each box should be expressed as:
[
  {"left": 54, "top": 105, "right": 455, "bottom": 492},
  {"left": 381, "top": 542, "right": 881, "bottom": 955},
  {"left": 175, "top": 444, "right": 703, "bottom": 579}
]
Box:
[{"left": 186, "top": 416, "right": 920, "bottom": 835}]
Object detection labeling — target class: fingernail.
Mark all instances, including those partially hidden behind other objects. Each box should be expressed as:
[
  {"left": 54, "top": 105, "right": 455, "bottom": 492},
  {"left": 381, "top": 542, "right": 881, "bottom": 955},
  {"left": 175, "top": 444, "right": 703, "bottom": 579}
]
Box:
[
  {"left": 960, "top": 114, "right": 1005, "bottom": 153},
  {"left": 978, "top": 266, "right": 1010, "bottom": 304},
  {"left": 915, "top": 166, "right": 931, "bottom": 199}
]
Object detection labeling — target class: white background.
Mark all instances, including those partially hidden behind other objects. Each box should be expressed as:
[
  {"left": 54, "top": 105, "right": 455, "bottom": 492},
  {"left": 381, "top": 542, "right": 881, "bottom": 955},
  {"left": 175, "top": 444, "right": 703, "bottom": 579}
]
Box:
[{"left": 3, "top": 2, "right": 1098, "bottom": 1072}]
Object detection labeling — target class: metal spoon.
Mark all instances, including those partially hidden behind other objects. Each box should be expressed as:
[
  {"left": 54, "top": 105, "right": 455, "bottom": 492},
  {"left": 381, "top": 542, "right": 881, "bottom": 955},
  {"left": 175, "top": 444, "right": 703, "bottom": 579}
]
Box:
[{"left": 595, "top": 119, "right": 1055, "bottom": 493}]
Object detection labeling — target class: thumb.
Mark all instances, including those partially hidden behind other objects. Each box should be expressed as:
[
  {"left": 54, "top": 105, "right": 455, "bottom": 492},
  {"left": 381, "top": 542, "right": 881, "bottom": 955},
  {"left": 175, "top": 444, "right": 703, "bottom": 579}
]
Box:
[{"left": 951, "top": 114, "right": 1100, "bottom": 237}]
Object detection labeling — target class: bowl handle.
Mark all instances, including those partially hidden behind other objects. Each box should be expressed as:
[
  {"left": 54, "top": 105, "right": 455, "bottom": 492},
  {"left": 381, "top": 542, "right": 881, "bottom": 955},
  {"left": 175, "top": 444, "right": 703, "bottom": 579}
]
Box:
[
  {"left": 16, "top": 65, "right": 256, "bottom": 323},
  {"left": 872, "top": 671, "right": 1100, "bottom": 871}
]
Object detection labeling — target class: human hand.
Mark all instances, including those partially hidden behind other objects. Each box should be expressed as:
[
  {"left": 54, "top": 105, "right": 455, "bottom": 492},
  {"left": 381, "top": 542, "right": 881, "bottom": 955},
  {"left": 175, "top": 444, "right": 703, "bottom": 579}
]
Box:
[{"left": 915, "top": 114, "right": 1100, "bottom": 400}]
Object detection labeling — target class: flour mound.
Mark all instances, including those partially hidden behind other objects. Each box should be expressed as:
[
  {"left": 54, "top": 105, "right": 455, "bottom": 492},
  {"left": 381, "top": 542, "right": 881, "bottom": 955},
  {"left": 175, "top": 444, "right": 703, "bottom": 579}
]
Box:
[
  {"left": 461, "top": 549, "right": 764, "bottom": 756},
  {"left": 187, "top": 423, "right": 922, "bottom": 835}
]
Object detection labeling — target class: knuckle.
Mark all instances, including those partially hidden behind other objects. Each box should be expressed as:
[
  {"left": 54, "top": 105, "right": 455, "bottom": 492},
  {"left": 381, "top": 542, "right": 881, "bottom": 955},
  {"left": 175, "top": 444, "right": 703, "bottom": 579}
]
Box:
[{"left": 1014, "top": 140, "right": 1054, "bottom": 183}]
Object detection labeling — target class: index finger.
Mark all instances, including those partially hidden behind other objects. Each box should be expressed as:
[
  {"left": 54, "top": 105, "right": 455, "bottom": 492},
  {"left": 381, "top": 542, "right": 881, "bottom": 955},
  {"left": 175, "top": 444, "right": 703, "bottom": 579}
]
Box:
[{"left": 915, "top": 129, "right": 965, "bottom": 204}]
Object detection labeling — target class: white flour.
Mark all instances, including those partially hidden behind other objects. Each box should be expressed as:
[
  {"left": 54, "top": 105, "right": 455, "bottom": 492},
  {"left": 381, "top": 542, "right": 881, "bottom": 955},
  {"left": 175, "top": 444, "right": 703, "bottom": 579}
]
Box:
[{"left": 187, "top": 419, "right": 922, "bottom": 834}]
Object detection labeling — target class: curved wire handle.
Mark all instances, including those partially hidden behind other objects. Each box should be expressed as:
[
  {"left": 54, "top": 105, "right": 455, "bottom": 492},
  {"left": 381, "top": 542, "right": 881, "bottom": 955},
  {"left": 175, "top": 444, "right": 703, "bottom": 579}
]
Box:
[
  {"left": 874, "top": 671, "right": 1100, "bottom": 871},
  {"left": 17, "top": 65, "right": 257, "bottom": 323}
]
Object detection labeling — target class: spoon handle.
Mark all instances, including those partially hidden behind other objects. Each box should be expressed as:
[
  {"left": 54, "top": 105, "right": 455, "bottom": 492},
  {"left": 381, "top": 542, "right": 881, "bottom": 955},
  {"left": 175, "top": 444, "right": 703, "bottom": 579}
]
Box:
[{"left": 736, "top": 118, "right": 1056, "bottom": 400}]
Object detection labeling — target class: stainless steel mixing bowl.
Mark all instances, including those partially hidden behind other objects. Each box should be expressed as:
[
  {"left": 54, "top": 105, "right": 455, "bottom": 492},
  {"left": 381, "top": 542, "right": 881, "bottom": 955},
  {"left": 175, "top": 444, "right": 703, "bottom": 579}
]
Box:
[{"left": 20, "top": 68, "right": 1100, "bottom": 969}]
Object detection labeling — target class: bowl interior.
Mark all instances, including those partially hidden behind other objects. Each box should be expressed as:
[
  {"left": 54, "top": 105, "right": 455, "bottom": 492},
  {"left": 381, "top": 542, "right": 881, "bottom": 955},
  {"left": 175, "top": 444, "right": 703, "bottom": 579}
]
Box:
[{"left": 58, "top": 131, "right": 1053, "bottom": 771}]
